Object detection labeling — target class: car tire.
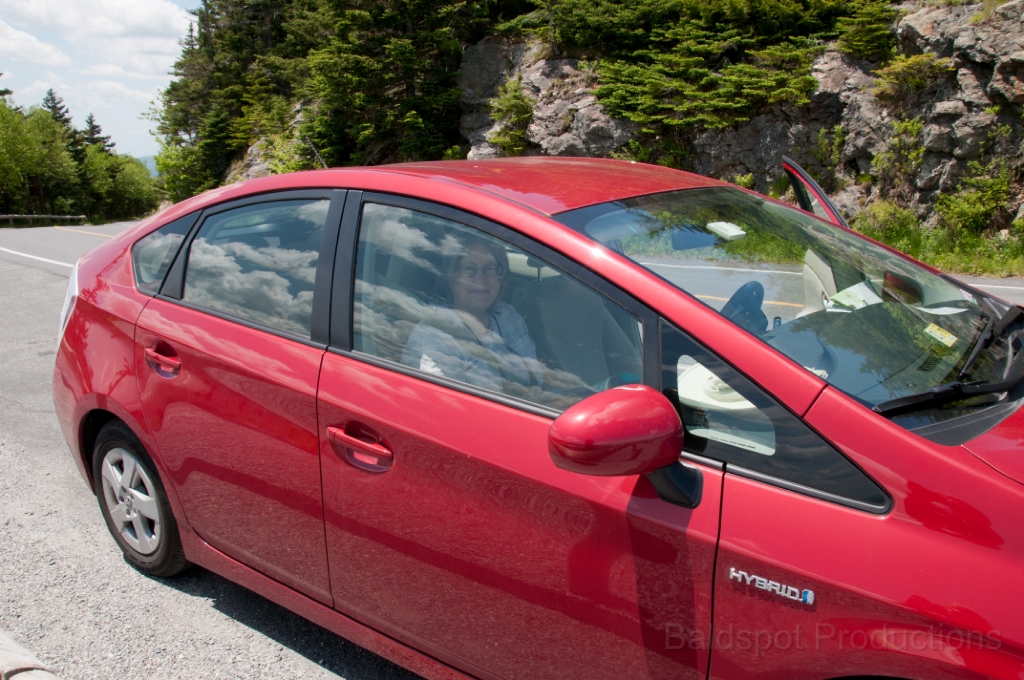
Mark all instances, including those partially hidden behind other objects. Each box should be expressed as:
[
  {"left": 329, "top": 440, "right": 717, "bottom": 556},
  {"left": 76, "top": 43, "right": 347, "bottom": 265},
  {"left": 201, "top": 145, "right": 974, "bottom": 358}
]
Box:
[{"left": 92, "top": 421, "right": 189, "bottom": 577}]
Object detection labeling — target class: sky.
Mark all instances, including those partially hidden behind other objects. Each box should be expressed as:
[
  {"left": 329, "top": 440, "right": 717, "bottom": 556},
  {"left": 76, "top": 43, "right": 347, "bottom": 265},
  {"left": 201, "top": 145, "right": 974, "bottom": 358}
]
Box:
[{"left": 0, "top": 0, "right": 195, "bottom": 158}]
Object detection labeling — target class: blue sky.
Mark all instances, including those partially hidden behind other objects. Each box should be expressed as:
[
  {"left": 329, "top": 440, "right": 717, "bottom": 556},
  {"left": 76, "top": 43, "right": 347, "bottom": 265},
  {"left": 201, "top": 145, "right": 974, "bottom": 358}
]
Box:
[{"left": 1, "top": 0, "right": 195, "bottom": 158}]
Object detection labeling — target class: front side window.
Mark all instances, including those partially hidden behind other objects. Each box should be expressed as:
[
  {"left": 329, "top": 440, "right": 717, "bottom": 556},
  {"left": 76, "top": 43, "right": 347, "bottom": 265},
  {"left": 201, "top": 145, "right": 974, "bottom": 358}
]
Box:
[
  {"left": 556, "top": 187, "right": 1023, "bottom": 433},
  {"left": 352, "top": 202, "right": 643, "bottom": 411},
  {"left": 183, "top": 199, "right": 329, "bottom": 336},
  {"left": 662, "top": 321, "right": 888, "bottom": 511}
]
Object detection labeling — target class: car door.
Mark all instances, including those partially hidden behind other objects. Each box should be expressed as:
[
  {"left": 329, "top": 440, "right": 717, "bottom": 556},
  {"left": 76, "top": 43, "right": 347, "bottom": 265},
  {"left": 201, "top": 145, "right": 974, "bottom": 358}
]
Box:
[
  {"left": 782, "top": 156, "right": 851, "bottom": 228},
  {"left": 316, "top": 192, "right": 724, "bottom": 680},
  {"left": 135, "top": 190, "right": 345, "bottom": 604},
  {"left": 654, "top": 321, "right": 903, "bottom": 680}
]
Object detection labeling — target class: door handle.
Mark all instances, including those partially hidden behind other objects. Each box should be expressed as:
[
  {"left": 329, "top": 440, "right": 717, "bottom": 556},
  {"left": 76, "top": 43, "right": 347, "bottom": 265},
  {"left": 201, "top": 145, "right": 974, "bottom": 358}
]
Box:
[
  {"left": 327, "top": 425, "right": 393, "bottom": 472},
  {"left": 144, "top": 344, "right": 181, "bottom": 377}
]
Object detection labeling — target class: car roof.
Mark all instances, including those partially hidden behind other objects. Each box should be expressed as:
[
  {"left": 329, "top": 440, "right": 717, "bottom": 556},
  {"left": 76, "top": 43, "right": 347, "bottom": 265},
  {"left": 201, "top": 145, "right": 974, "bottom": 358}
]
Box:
[{"left": 374, "top": 157, "right": 723, "bottom": 215}]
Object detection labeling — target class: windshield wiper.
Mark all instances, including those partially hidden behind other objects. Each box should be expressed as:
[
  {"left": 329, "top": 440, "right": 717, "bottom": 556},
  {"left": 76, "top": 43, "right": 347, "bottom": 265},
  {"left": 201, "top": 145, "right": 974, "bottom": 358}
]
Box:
[
  {"left": 957, "top": 306, "right": 1023, "bottom": 380},
  {"left": 874, "top": 345, "right": 1024, "bottom": 417}
]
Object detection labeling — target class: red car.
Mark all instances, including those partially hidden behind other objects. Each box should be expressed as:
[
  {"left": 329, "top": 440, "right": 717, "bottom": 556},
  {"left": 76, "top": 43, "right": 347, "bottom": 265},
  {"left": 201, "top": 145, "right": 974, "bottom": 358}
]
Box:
[{"left": 53, "top": 158, "right": 1024, "bottom": 680}]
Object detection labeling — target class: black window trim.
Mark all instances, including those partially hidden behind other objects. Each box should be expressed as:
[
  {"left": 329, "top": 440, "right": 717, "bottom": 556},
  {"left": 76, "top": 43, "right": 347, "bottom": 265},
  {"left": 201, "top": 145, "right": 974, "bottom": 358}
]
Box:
[
  {"left": 659, "top": 318, "right": 892, "bottom": 515},
  {"left": 328, "top": 190, "right": 659, "bottom": 419},
  {"left": 156, "top": 188, "right": 347, "bottom": 347}
]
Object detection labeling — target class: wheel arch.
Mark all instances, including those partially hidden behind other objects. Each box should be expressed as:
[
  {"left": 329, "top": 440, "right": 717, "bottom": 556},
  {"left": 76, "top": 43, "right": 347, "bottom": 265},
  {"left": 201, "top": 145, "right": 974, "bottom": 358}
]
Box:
[{"left": 80, "top": 408, "right": 120, "bottom": 488}]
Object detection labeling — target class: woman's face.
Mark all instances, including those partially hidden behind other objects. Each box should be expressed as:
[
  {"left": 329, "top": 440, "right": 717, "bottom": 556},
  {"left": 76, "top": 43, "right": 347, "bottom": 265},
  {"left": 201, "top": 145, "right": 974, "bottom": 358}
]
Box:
[{"left": 448, "top": 244, "right": 502, "bottom": 319}]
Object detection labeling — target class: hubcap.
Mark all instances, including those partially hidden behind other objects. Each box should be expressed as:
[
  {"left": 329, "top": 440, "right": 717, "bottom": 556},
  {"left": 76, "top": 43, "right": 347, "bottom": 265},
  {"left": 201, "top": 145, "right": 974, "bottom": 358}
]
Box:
[{"left": 100, "top": 448, "right": 162, "bottom": 555}]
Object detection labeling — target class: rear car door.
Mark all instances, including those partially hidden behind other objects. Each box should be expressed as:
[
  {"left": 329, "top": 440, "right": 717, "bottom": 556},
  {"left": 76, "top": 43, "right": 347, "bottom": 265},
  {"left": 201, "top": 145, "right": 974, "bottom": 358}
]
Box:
[
  {"left": 316, "top": 192, "right": 724, "bottom": 680},
  {"left": 135, "top": 190, "right": 345, "bottom": 604}
]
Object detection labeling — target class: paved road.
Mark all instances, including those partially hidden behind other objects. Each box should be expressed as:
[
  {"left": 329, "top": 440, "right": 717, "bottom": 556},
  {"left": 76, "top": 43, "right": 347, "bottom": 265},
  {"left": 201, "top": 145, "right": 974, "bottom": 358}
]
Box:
[
  {"left": 1, "top": 222, "right": 1023, "bottom": 679},
  {"left": 0, "top": 225, "right": 417, "bottom": 679}
]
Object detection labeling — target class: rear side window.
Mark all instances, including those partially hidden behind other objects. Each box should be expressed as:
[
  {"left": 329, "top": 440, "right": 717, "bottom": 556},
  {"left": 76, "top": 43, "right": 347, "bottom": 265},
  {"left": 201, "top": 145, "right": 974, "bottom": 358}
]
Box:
[
  {"left": 352, "top": 202, "right": 644, "bottom": 411},
  {"left": 132, "top": 213, "right": 197, "bottom": 295},
  {"left": 183, "top": 199, "right": 330, "bottom": 337}
]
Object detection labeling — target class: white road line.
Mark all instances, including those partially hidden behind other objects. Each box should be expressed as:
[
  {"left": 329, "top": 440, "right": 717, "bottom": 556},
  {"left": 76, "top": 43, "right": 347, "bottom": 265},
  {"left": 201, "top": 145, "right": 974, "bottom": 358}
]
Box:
[
  {"left": 0, "top": 247, "right": 73, "bottom": 268},
  {"left": 639, "top": 261, "right": 803, "bottom": 276}
]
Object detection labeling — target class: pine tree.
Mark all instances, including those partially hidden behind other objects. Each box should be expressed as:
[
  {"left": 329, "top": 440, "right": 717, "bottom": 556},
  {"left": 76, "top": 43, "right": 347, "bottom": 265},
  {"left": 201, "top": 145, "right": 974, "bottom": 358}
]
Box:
[
  {"left": 83, "top": 113, "right": 115, "bottom": 152},
  {"left": 42, "top": 89, "right": 86, "bottom": 164},
  {"left": 42, "top": 89, "right": 73, "bottom": 128},
  {"left": 0, "top": 73, "right": 11, "bottom": 98}
]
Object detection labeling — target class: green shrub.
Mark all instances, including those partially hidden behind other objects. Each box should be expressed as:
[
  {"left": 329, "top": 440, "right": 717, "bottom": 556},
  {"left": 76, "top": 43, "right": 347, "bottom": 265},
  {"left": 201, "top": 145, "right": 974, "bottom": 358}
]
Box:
[
  {"left": 488, "top": 75, "right": 536, "bottom": 157},
  {"left": 813, "top": 124, "right": 848, "bottom": 192},
  {"left": 852, "top": 200, "right": 924, "bottom": 258},
  {"left": 935, "top": 158, "right": 1014, "bottom": 235},
  {"left": 836, "top": 0, "right": 899, "bottom": 62},
  {"left": 731, "top": 173, "right": 756, "bottom": 189},
  {"left": 972, "top": 0, "right": 1011, "bottom": 23},
  {"left": 874, "top": 54, "right": 955, "bottom": 113},
  {"left": 609, "top": 137, "right": 690, "bottom": 169},
  {"left": 871, "top": 117, "right": 924, "bottom": 203}
]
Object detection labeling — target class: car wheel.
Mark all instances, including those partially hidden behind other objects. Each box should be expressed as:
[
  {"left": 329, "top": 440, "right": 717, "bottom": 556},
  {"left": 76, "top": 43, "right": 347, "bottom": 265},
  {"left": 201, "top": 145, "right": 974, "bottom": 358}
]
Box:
[{"left": 92, "top": 421, "right": 189, "bottom": 577}]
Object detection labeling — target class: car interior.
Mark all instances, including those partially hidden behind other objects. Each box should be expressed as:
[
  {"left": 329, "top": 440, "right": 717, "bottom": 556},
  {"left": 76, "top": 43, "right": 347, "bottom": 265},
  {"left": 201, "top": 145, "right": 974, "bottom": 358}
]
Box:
[{"left": 352, "top": 203, "right": 643, "bottom": 408}]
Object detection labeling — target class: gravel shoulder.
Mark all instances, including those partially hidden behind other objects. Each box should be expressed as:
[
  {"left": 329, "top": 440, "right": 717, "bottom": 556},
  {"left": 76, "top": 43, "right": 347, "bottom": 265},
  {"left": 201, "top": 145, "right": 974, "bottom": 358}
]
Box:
[{"left": 0, "top": 257, "right": 419, "bottom": 680}]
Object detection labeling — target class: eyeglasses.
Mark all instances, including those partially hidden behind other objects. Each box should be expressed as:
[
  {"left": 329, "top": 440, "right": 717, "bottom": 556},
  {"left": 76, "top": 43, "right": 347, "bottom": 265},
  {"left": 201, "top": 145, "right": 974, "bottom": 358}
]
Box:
[{"left": 454, "top": 265, "right": 505, "bottom": 280}]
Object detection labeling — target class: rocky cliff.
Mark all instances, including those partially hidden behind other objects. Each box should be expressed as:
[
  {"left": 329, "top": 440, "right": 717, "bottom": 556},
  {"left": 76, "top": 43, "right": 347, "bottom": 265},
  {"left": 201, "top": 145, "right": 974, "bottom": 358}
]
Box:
[{"left": 457, "top": 1, "right": 1024, "bottom": 221}]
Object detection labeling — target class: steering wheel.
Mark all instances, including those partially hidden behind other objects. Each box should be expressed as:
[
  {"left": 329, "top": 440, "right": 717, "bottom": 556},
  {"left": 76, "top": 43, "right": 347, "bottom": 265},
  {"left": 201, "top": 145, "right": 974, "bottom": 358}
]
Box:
[{"left": 720, "top": 281, "right": 769, "bottom": 335}]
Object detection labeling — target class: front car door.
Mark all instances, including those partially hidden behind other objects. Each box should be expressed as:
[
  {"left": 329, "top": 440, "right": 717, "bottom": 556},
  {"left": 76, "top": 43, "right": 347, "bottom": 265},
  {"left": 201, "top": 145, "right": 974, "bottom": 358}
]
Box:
[
  {"left": 135, "top": 190, "right": 345, "bottom": 604},
  {"left": 316, "top": 192, "right": 724, "bottom": 679}
]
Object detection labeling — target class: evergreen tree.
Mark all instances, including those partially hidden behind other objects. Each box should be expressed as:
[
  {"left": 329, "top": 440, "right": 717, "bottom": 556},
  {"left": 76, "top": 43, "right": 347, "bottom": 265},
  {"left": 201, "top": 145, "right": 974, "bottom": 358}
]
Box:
[
  {"left": 836, "top": 0, "right": 898, "bottom": 62},
  {"left": 41, "top": 89, "right": 86, "bottom": 164},
  {"left": 0, "top": 74, "right": 11, "bottom": 98},
  {"left": 83, "top": 113, "right": 115, "bottom": 152},
  {"left": 42, "top": 89, "right": 73, "bottom": 128}
]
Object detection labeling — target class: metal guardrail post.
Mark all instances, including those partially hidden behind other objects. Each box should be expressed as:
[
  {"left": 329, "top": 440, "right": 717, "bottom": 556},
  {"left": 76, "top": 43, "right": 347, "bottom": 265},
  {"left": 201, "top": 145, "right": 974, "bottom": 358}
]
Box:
[{"left": 0, "top": 215, "right": 88, "bottom": 226}]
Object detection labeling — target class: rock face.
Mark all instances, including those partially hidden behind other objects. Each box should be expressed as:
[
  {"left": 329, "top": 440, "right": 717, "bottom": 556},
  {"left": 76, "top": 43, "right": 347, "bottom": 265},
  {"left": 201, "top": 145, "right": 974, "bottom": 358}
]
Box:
[
  {"left": 458, "top": 38, "right": 636, "bottom": 160},
  {"left": 458, "top": 2, "right": 1024, "bottom": 220},
  {"left": 225, "top": 140, "right": 272, "bottom": 184}
]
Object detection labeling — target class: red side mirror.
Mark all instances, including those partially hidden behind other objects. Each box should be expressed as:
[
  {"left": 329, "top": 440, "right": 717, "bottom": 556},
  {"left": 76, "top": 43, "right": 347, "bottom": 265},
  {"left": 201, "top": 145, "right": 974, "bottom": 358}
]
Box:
[{"left": 548, "top": 384, "right": 683, "bottom": 477}]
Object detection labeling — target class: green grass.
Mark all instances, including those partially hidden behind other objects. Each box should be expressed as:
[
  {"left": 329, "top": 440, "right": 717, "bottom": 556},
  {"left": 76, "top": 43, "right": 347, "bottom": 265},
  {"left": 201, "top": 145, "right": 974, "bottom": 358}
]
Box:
[{"left": 853, "top": 201, "right": 1024, "bottom": 277}]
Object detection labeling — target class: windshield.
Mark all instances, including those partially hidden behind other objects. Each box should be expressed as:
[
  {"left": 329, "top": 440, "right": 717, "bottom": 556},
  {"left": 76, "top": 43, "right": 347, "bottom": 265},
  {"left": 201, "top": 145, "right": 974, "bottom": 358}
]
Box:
[{"left": 555, "top": 186, "right": 1021, "bottom": 431}]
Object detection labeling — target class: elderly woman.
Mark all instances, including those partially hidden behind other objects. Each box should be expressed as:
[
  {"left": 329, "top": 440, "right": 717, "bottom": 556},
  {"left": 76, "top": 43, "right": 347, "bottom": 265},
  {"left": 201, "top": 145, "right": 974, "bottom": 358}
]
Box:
[{"left": 401, "top": 234, "right": 543, "bottom": 395}]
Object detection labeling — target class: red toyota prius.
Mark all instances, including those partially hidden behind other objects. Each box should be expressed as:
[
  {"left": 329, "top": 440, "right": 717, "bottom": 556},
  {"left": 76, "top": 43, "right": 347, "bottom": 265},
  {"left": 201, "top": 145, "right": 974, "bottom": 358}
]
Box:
[{"left": 53, "top": 158, "right": 1024, "bottom": 680}]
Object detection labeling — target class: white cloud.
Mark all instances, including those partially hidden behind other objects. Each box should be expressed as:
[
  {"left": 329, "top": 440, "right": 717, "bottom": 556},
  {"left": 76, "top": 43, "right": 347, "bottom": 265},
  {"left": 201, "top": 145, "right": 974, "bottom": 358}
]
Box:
[
  {"left": 0, "top": 0, "right": 194, "bottom": 155},
  {"left": 0, "top": 19, "right": 71, "bottom": 66},
  {"left": 4, "top": 0, "right": 191, "bottom": 39}
]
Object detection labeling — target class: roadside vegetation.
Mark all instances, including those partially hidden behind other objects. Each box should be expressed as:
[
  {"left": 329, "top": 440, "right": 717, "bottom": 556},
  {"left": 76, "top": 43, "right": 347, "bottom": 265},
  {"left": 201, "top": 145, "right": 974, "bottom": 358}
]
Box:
[
  {"left": 148, "top": 0, "right": 1022, "bottom": 276},
  {"left": 0, "top": 88, "right": 159, "bottom": 222}
]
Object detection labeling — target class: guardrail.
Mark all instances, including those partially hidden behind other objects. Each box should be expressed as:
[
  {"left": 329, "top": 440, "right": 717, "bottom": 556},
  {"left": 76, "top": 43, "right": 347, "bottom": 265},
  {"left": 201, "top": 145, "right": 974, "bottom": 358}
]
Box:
[{"left": 1, "top": 215, "right": 88, "bottom": 227}]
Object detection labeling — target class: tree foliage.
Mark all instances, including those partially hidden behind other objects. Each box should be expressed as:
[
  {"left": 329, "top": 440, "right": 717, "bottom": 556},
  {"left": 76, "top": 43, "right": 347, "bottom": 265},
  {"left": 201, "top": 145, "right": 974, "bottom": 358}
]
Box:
[
  {"left": 0, "top": 94, "right": 158, "bottom": 220},
  {"left": 835, "top": 0, "right": 897, "bottom": 62},
  {"left": 488, "top": 75, "right": 535, "bottom": 156},
  {"left": 873, "top": 53, "right": 954, "bottom": 113}
]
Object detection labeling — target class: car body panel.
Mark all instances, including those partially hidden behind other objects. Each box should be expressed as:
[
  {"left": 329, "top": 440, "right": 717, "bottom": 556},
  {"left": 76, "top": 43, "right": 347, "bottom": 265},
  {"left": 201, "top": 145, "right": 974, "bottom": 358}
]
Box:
[
  {"left": 962, "top": 409, "right": 1024, "bottom": 485},
  {"left": 51, "top": 159, "right": 1024, "bottom": 680},
  {"left": 317, "top": 352, "right": 722, "bottom": 680},
  {"left": 179, "top": 529, "right": 475, "bottom": 680},
  {"left": 134, "top": 297, "right": 332, "bottom": 604}
]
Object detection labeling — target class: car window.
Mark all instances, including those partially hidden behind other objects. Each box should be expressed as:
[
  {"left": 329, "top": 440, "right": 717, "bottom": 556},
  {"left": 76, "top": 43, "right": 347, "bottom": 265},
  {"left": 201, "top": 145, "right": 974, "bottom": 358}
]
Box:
[
  {"left": 352, "top": 202, "right": 644, "bottom": 411},
  {"left": 183, "top": 199, "right": 330, "bottom": 337},
  {"left": 132, "top": 213, "right": 197, "bottom": 295},
  {"left": 661, "top": 321, "right": 889, "bottom": 511},
  {"left": 555, "top": 187, "right": 1006, "bottom": 432}
]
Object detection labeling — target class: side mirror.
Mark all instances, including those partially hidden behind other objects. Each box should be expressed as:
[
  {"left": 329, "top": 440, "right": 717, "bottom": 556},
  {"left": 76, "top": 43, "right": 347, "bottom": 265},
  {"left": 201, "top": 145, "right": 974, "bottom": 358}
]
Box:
[
  {"left": 549, "top": 384, "right": 682, "bottom": 476},
  {"left": 548, "top": 385, "right": 703, "bottom": 507}
]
